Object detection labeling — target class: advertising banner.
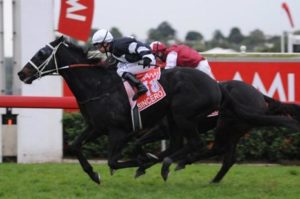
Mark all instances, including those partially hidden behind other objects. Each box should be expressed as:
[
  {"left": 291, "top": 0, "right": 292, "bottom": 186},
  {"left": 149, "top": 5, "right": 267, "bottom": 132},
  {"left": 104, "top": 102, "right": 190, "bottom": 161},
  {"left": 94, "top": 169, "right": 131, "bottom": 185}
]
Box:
[
  {"left": 58, "top": 0, "right": 94, "bottom": 41},
  {"left": 211, "top": 62, "right": 300, "bottom": 102}
]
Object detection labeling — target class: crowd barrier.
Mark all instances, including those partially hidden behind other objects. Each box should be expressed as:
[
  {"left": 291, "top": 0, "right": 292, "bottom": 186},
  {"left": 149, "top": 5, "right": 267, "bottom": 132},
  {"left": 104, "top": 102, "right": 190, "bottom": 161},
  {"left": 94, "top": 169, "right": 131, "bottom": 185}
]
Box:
[{"left": 0, "top": 96, "right": 78, "bottom": 109}]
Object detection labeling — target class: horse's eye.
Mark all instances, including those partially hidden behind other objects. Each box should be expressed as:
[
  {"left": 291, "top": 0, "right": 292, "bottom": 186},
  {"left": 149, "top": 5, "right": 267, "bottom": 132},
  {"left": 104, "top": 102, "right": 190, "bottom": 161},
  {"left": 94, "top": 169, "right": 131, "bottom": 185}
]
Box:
[
  {"left": 36, "top": 51, "right": 45, "bottom": 59},
  {"left": 37, "top": 46, "right": 52, "bottom": 58}
]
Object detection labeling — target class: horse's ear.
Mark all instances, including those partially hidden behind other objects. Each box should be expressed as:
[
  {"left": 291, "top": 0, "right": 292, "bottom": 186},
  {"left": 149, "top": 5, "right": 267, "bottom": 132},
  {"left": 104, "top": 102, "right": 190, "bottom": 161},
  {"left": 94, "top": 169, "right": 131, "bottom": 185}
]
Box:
[{"left": 58, "top": 36, "right": 65, "bottom": 42}]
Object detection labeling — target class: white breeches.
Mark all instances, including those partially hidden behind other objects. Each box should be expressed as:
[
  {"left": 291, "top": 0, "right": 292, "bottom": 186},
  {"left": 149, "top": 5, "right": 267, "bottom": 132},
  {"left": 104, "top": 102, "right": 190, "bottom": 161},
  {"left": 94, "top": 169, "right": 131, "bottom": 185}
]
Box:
[
  {"left": 116, "top": 62, "right": 156, "bottom": 77},
  {"left": 195, "top": 60, "right": 215, "bottom": 79}
]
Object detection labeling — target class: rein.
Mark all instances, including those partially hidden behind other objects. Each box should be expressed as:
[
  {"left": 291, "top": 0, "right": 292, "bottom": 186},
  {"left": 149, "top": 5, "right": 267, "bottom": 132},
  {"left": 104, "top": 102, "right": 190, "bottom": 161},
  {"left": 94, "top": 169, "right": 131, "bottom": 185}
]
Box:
[
  {"left": 67, "top": 63, "right": 98, "bottom": 69},
  {"left": 69, "top": 64, "right": 96, "bottom": 68}
]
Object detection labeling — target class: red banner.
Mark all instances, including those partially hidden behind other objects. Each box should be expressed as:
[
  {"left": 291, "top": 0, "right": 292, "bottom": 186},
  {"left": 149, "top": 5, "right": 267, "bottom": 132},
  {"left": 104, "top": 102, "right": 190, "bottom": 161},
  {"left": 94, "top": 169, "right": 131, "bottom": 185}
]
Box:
[
  {"left": 210, "top": 62, "right": 300, "bottom": 102},
  {"left": 282, "top": 2, "right": 294, "bottom": 28},
  {"left": 58, "top": 0, "right": 94, "bottom": 41}
]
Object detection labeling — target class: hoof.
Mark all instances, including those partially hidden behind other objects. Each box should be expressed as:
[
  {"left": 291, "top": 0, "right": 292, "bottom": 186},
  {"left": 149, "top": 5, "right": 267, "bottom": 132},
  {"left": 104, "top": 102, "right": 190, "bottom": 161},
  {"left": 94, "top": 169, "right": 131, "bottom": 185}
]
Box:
[
  {"left": 90, "top": 172, "right": 101, "bottom": 184},
  {"left": 135, "top": 168, "right": 146, "bottom": 178},
  {"left": 161, "top": 157, "right": 172, "bottom": 181},
  {"left": 175, "top": 162, "right": 186, "bottom": 171},
  {"left": 209, "top": 179, "right": 220, "bottom": 184},
  {"left": 110, "top": 168, "right": 116, "bottom": 176}
]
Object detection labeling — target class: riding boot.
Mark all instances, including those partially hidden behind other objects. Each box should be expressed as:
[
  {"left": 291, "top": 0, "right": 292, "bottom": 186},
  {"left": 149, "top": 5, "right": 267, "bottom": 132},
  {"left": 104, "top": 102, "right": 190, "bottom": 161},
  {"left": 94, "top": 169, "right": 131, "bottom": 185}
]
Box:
[{"left": 122, "top": 72, "right": 148, "bottom": 100}]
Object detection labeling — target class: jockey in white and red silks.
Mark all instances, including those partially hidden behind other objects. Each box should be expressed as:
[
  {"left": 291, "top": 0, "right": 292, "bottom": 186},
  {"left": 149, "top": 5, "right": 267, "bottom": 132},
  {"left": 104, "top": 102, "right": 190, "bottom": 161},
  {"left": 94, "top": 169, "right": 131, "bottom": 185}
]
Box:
[{"left": 92, "top": 29, "right": 156, "bottom": 100}]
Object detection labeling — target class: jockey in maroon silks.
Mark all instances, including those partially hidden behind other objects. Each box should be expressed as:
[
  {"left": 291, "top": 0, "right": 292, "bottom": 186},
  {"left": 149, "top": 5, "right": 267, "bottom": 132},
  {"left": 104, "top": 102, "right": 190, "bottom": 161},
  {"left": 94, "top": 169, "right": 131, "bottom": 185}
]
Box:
[{"left": 150, "top": 41, "right": 215, "bottom": 79}]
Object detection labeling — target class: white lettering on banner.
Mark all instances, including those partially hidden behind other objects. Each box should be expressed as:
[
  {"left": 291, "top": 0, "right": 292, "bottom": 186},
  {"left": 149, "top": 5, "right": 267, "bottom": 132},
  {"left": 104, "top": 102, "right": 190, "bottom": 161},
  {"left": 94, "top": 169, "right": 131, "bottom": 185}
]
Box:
[
  {"left": 137, "top": 68, "right": 166, "bottom": 111},
  {"left": 233, "top": 72, "right": 295, "bottom": 102},
  {"left": 253, "top": 73, "right": 286, "bottom": 101},
  {"left": 144, "top": 71, "right": 160, "bottom": 79},
  {"left": 233, "top": 72, "right": 242, "bottom": 81},
  {"left": 143, "top": 81, "right": 150, "bottom": 96},
  {"left": 150, "top": 80, "right": 160, "bottom": 93},
  {"left": 66, "top": 0, "right": 87, "bottom": 21},
  {"left": 137, "top": 90, "right": 165, "bottom": 110},
  {"left": 143, "top": 80, "right": 160, "bottom": 96},
  {"left": 288, "top": 73, "right": 295, "bottom": 102}
]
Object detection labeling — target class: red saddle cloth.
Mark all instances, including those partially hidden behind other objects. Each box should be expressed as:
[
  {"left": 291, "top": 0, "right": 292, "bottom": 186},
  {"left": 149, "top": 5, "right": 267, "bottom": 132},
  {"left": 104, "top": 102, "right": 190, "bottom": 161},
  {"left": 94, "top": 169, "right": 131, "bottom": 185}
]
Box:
[{"left": 124, "top": 68, "right": 166, "bottom": 111}]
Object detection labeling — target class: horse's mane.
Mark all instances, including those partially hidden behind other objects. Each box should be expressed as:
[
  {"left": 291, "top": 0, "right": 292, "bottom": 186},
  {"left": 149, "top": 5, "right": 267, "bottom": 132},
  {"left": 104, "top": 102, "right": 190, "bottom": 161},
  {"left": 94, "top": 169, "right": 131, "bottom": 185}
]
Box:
[
  {"left": 59, "top": 39, "right": 118, "bottom": 74},
  {"left": 65, "top": 41, "right": 87, "bottom": 55},
  {"left": 65, "top": 41, "right": 104, "bottom": 65}
]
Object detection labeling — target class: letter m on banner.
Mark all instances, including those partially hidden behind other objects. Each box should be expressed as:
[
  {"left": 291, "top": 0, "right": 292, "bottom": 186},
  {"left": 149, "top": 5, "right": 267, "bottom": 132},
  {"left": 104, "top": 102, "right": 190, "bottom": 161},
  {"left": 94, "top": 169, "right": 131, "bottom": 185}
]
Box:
[{"left": 58, "top": 0, "right": 94, "bottom": 41}]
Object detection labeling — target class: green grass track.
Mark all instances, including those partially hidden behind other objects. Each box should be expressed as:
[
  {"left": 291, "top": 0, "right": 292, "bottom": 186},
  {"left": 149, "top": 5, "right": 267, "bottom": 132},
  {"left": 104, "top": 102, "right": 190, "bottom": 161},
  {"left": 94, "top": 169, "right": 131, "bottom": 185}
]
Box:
[{"left": 0, "top": 163, "right": 299, "bottom": 199}]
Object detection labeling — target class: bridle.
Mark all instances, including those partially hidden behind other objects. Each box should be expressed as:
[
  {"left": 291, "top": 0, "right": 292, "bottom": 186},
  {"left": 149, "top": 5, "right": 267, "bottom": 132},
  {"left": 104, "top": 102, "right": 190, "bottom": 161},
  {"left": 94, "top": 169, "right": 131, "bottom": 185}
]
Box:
[
  {"left": 28, "top": 41, "right": 65, "bottom": 79},
  {"left": 28, "top": 41, "right": 95, "bottom": 79}
]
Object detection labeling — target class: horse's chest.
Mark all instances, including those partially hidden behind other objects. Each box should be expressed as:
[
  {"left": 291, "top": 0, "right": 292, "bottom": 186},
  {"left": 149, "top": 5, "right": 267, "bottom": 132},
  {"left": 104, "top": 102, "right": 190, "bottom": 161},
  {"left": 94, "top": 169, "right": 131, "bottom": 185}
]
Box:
[{"left": 84, "top": 99, "right": 130, "bottom": 127}]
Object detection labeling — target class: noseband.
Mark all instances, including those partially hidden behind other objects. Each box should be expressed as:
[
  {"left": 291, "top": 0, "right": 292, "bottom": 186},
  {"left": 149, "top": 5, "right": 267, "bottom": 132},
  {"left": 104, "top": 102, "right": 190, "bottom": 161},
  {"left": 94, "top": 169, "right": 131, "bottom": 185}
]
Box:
[{"left": 28, "top": 42, "right": 66, "bottom": 78}]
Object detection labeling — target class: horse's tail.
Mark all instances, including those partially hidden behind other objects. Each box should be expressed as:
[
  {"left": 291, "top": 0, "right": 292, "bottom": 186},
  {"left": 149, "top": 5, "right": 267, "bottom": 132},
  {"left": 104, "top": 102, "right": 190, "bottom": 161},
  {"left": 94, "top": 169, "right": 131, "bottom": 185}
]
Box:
[
  {"left": 219, "top": 84, "right": 300, "bottom": 131},
  {"left": 264, "top": 95, "right": 300, "bottom": 123}
]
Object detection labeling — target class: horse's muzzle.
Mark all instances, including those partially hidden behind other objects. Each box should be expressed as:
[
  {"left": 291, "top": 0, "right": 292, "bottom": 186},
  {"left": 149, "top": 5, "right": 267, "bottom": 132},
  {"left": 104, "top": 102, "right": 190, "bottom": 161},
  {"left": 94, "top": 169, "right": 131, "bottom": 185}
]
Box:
[{"left": 17, "top": 71, "right": 33, "bottom": 84}]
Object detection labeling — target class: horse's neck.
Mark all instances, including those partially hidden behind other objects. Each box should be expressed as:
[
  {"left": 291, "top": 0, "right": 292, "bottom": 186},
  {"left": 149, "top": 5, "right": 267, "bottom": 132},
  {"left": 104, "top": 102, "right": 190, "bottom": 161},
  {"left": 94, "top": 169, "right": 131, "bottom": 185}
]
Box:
[{"left": 60, "top": 68, "right": 123, "bottom": 103}]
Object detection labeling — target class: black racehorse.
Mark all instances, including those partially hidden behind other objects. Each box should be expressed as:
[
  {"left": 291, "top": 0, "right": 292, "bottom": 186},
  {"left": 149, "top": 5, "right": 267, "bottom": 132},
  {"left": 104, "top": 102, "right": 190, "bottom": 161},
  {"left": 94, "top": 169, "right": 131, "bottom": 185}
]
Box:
[
  {"left": 16, "top": 36, "right": 226, "bottom": 184},
  {"left": 17, "top": 36, "right": 300, "bottom": 184},
  {"left": 167, "top": 80, "right": 300, "bottom": 182},
  {"left": 132, "top": 80, "right": 300, "bottom": 182}
]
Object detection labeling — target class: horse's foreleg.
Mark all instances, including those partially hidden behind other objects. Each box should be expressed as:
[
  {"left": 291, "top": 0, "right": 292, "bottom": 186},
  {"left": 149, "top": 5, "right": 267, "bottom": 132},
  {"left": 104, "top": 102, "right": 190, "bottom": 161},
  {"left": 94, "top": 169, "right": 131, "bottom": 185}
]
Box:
[
  {"left": 133, "top": 125, "right": 168, "bottom": 177},
  {"left": 70, "top": 128, "right": 101, "bottom": 184},
  {"left": 107, "top": 126, "right": 168, "bottom": 174},
  {"left": 107, "top": 128, "right": 137, "bottom": 174},
  {"left": 135, "top": 145, "right": 174, "bottom": 178},
  {"left": 133, "top": 125, "right": 166, "bottom": 160}
]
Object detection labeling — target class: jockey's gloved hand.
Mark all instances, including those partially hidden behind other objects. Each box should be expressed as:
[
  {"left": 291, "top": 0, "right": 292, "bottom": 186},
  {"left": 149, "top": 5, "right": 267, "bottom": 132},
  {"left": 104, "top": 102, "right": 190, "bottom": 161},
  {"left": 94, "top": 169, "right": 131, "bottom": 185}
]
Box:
[{"left": 143, "top": 57, "right": 152, "bottom": 68}]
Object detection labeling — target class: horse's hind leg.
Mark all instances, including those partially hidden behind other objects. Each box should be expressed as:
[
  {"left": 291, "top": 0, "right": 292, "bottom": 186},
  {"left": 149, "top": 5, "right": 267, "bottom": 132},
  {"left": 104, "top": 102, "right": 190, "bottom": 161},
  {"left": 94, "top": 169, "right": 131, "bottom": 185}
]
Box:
[
  {"left": 69, "top": 127, "right": 101, "bottom": 184},
  {"left": 210, "top": 141, "right": 238, "bottom": 183},
  {"left": 161, "top": 125, "right": 202, "bottom": 181},
  {"left": 136, "top": 125, "right": 184, "bottom": 178},
  {"left": 210, "top": 124, "right": 247, "bottom": 183},
  {"left": 161, "top": 102, "right": 216, "bottom": 180},
  {"left": 175, "top": 117, "right": 237, "bottom": 171},
  {"left": 134, "top": 125, "right": 168, "bottom": 178}
]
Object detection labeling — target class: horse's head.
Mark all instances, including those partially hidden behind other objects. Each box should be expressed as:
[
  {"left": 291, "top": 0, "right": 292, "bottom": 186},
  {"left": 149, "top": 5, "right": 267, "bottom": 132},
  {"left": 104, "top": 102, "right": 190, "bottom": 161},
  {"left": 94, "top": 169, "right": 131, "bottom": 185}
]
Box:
[{"left": 18, "top": 36, "right": 88, "bottom": 84}]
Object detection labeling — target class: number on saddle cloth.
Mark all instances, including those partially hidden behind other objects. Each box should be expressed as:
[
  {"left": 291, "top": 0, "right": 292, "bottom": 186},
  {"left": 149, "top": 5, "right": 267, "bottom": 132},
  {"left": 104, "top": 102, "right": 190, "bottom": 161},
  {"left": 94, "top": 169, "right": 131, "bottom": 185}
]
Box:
[{"left": 123, "top": 68, "right": 167, "bottom": 131}]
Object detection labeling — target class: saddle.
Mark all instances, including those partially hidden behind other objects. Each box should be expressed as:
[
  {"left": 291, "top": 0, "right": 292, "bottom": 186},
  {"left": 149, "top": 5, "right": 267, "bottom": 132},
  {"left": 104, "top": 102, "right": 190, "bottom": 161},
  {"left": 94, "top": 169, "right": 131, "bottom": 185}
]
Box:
[{"left": 124, "top": 68, "right": 166, "bottom": 131}]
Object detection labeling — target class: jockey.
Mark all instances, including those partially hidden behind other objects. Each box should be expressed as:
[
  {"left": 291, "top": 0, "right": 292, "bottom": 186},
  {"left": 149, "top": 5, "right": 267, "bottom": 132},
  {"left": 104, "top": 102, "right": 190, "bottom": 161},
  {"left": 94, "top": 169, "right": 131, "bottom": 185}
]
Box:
[
  {"left": 92, "top": 29, "right": 156, "bottom": 100},
  {"left": 150, "top": 41, "right": 215, "bottom": 79}
]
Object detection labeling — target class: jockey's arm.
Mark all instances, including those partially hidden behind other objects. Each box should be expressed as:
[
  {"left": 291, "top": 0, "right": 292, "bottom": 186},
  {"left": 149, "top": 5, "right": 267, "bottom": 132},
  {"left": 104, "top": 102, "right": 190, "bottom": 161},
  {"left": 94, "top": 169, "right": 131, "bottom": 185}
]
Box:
[
  {"left": 129, "top": 41, "right": 155, "bottom": 64},
  {"left": 165, "top": 51, "right": 178, "bottom": 69}
]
